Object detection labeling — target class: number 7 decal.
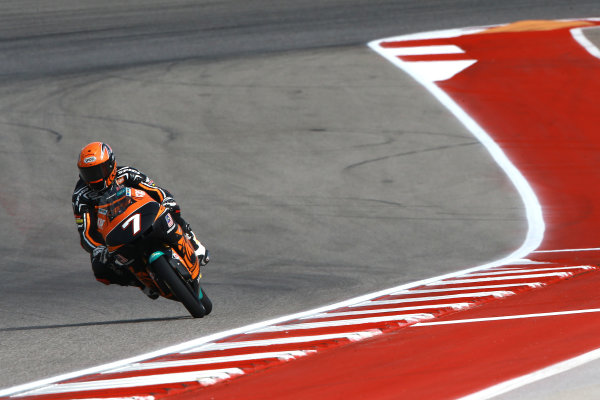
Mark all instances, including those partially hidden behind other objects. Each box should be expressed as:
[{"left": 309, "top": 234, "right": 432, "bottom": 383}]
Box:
[{"left": 122, "top": 213, "right": 141, "bottom": 235}]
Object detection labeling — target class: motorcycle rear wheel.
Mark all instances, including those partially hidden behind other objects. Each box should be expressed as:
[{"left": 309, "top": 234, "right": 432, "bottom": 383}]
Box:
[{"left": 153, "top": 256, "right": 207, "bottom": 318}]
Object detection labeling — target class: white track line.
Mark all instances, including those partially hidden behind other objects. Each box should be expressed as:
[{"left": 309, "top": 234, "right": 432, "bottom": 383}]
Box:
[
  {"left": 457, "top": 347, "right": 600, "bottom": 400},
  {"left": 572, "top": 27, "right": 600, "bottom": 60},
  {"left": 368, "top": 31, "right": 545, "bottom": 260}
]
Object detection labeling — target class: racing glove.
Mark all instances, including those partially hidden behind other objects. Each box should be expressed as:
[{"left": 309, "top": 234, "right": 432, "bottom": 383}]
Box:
[
  {"left": 161, "top": 197, "right": 179, "bottom": 213},
  {"left": 92, "top": 245, "right": 110, "bottom": 265},
  {"left": 199, "top": 248, "right": 210, "bottom": 267}
]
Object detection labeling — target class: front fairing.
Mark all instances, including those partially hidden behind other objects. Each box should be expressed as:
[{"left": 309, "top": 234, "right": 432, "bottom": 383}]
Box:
[
  {"left": 104, "top": 202, "right": 161, "bottom": 248},
  {"left": 96, "top": 186, "right": 162, "bottom": 250}
]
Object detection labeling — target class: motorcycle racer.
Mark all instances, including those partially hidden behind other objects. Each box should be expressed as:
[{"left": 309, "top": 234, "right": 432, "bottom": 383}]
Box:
[{"left": 72, "top": 142, "right": 209, "bottom": 297}]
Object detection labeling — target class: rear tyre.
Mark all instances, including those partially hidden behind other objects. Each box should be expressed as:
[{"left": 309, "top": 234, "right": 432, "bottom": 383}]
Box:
[{"left": 152, "top": 256, "right": 206, "bottom": 318}]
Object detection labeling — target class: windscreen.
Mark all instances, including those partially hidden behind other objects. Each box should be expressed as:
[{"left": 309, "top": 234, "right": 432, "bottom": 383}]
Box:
[{"left": 97, "top": 186, "right": 135, "bottom": 221}]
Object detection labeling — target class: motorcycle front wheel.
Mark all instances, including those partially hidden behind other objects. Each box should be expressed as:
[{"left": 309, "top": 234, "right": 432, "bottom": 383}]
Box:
[
  {"left": 152, "top": 256, "right": 207, "bottom": 318},
  {"left": 197, "top": 286, "right": 212, "bottom": 315}
]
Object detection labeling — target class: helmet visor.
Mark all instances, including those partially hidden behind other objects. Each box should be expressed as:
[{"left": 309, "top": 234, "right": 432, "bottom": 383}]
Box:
[{"left": 79, "top": 160, "right": 114, "bottom": 191}]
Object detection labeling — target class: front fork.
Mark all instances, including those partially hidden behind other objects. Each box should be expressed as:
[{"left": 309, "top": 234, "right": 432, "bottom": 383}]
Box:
[
  {"left": 152, "top": 211, "right": 201, "bottom": 280},
  {"left": 148, "top": 250, "right": 202, "bottom": 299}
]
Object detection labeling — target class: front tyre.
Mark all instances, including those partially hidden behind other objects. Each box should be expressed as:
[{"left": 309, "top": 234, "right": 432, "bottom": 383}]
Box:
[
  {"left": 197, "top": 286, "right": 212, "bottom": 316},
  {"left": 152, "top": 256, "right": 206, "bottom": 318}
]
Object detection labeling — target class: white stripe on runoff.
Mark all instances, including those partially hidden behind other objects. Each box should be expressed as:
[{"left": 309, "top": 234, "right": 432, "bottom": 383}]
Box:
[
  {"left": 391, "top": 283, "right": 542, "bottom": 294},
  {"left": 351, "top": 291, "right": 515, "bottom": 307},
  {"left": 77, "top": 397, "right": 156, "bottom": 400},
  {"left": 105, "top": 351, "right": 316, "bottom": 374},
  {"left": 534, "top": 247, "right": 600, "bottom": 253},
  {"left": 502, "top": 258, "right": 552, "bottom": 264},
  {"left": 465, "top": 266, "right": 593, "bottom": 276},
  {"left": 181, "top": 330, "right": 383, "bottom": 354},
  {"left": 413, "top": 308, "right": 600, "bottom": 326},
  {"left": 378, "top": 41, "right": 476, "bottom": 81},
  {"left": 385, "top": 44, "right": 465, "bottom": 56},
  {"left": 304, "top": 303, "right": 471, "bottom": 319},
  {"left": 250, "top": 314, "right": 435, "bottom": 333},
  {"left": 426, "top": 273, "right": 570, "bottom": 285},
  {"left": 16, "top": 369, "right": 244, "bottom": 397},
  {"left": 399, "top": 60, "right": 477, "bottom": 82}
]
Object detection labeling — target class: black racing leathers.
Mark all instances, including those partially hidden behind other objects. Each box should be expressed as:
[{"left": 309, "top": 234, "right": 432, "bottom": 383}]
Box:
[{"left": 72, "top": 166, "right": 189, "bottom": 285}]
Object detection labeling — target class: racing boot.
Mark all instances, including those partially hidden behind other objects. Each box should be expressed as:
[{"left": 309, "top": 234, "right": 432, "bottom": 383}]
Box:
[
  {"left": 127, "top": 275, "right": 160, "bottom": 300},
  {"left": 140, "top": 286, "right": 160, "bottom": 300},
  {"left": 182, "top": 223, "right": 210, "bottom": 266},
  {"left": 131, "top": 279, "right": 159, "bottom": 300}
]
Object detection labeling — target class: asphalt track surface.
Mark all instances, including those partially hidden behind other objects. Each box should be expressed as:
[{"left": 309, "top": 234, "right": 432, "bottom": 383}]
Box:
[{"left": 0, "top": 0, "right": 598, "bottom": 396}]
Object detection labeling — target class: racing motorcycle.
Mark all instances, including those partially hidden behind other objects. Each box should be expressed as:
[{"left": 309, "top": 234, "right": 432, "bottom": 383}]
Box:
[{"left": 96, "top": 185, "right": 212, "bottom": 318}]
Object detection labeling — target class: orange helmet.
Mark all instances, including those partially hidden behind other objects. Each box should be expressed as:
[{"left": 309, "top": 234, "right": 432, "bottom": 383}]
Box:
[{"left": 77, "top": 142, "right": 117, "bottom": 192}]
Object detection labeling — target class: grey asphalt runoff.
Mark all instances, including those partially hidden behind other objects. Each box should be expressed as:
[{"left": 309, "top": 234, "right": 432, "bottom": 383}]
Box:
[{"left": 0, "top": 1, "right": 598, "bottom": 397}]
